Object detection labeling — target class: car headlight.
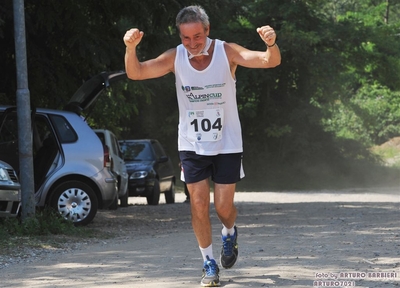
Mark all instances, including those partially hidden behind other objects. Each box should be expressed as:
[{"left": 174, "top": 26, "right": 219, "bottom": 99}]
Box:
[
  {"left": 0, "top": 168, "right": 11, "bottom": 181},
  {"left": 130, "top": 171, "right": 148, "bottom": 179}
]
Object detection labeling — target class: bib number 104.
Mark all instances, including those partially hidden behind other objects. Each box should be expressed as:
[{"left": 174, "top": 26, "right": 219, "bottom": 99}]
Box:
[
  {"left": 190, "top": 118, "right": 222, "bottom": 132},
  {"left": 187, "top": 109, "right": 224, "bottom": 142}
]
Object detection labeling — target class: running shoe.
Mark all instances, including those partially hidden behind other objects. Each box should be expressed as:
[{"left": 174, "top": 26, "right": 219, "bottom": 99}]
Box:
[
  {"left": 201, "top": 256, "right": 220, "bottom": 287},
  {"left": 220, "top": 226, "right": 238, "bottom": 269}
]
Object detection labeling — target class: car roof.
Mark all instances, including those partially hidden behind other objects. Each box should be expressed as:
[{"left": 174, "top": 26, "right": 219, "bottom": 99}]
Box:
[{"left": 0, "top": 105, "right": 81, "bottom": 117}]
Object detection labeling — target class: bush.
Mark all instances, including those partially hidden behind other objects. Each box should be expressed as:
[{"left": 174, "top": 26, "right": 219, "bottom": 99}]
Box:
[
  {"left": 0, "top": 208, "right": 77, "bottom": 239},
  {"left": 325, "top": 85, "right": 400, "bottom": 145}
]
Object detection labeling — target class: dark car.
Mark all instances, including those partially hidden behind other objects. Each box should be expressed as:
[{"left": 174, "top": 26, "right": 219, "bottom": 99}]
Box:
[{"left": 119, "top": 139, "right": 175, "bottom": 205}]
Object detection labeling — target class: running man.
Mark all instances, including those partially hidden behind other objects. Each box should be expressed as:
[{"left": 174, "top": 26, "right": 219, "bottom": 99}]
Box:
[{"left": 123, "top": 5, "right": 281, "bottom": 287}]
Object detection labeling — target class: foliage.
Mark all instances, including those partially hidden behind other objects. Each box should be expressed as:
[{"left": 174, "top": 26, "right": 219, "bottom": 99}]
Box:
[
  {"left": 1, "top": 0, "right": 400, "bottom": 190},
  {"left": 0, "top": 209, "right": 75, "bottom": 253},
  {"left": 324, "top": 85, "right": 400, "bottom": 145},
  {"left": 0, "top": 208, "right": 108, "bottom": 257},
  {"left": 371, "top": 143, "right": 400, "bottom": 167},
  {"left": 0, "top": 208, "right": 76, "bottom": 237},
  {"left": 315, "top": 0, "right": 400, "bottom": 150}
]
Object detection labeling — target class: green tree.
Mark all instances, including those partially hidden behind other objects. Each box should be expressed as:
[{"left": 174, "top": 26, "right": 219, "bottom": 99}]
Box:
[
  {"left": 319, "top": 0, "right": 400, "bottom": 146},
  {"left": 1, "top": 0, "right": 399, "bottom": 190},
  {"left": 325, "top": 85, "right": 400, "bottom": 145}
]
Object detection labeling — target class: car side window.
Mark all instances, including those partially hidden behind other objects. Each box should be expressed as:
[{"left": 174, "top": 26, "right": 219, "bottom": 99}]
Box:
[
  {"left": 152, "top": 141, "right": 166, "bottom": 160},
  {"left": 0, "top": 112, "right": 57, "bottom": 171},
  {"left": 116, "top": 141, "right": 124, "bottom": 159},
  {"left": 110, "top": 134, "right": 119, "bottom": 157},
  {"left": 95, "top": 132, "right": 106, "bottom": 145},
  {"left": 34, "top": 115, "right": 54, "bottom": 143},
  {"left": 49, "top": 115, "right": 78, "bottom": 143}
]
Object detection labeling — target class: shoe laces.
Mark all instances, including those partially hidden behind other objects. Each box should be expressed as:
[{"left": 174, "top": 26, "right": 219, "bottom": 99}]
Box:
[
  {"left": 204, "top": 258, "right": 218, "bottom": 276},
  {"left": 222, "top": 233, "right": 235, "bottom": 255}
]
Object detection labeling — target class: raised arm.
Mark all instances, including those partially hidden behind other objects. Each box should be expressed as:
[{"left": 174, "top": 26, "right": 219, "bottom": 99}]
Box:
[
  {"left": 123, "top": 28, "right": 175, "bottom": 80},
  {"left": 226, "top": 25, "right": 281, "bottom": 69}
]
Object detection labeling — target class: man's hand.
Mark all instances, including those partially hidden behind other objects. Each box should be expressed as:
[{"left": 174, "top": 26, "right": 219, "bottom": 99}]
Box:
[
  {"left": 123, "top": 28, "right": 144, "bottom": 50},
  {"left": 256, "top": 25, "right": 277, "bottom": 47}
]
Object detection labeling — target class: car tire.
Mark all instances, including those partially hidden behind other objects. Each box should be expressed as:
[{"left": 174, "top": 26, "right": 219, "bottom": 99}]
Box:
[
  {"left": 164, "top": 181, "right": 175, "bottom": 204},
  {"left": 120, "top": 190, "right": 129, "bottom": 207},
  {"left": 50, "top": 180, "right": 98, "bottom": 226},
  {"left": 147, "top": 179, "right": 160, "bottom": 205}
]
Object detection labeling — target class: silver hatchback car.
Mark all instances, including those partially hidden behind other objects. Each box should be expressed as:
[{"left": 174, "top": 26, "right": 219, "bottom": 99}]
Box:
[{"left": 0, "top": 71, "right": 127, "bottom": 225}]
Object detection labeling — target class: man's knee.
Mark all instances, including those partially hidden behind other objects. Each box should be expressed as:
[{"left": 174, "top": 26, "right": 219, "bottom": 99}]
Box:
[
  {"left": 191, "top": 196, "right": 210, "bottom": 214},
  {"left": 215, "top": 202, "right": 235, "bottom": 218}
]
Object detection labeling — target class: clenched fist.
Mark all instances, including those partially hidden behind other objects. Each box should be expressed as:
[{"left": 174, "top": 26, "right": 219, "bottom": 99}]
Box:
[
  {"left": 256, "top": 25, "right": 277, "bottom": 47},
  {"left": 123, "top": 28, "right": 144, "bottom": 49}
]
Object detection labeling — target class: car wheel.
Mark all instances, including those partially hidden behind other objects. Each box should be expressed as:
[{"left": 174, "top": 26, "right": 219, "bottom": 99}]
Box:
[
  {"left": 164, "top": 181, "right": 175, "bottom": 204},
  {"left": 120, "top": 189, "right": 129, "bottom": 207},
  {"left": 147, "top": 179, "right": 160, "bottom": 205},
  {"left": 50, "top": 180, "right": 98, "bottom": 226}
]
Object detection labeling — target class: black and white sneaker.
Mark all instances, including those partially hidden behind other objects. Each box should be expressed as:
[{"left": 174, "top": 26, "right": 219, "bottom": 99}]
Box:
[{"left": 220, "top": 226, "right": 238, "bottom": 269}]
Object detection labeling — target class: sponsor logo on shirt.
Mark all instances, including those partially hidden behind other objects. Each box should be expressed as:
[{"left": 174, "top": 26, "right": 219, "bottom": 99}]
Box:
[
  {"left": 205, "top": 83, "right": 226, "bottom": 89},
  {"left": 181, "top": 86, "right": 205, "bottom": 92},
  {"left": 181, "top": 83, "right": 225, "bottom": 92},
  {"left": 182, "top": 83, "right": 225, "bottom": 102},
  {"left": 185, "top": 92, "right": 222, "bottom": 102}
]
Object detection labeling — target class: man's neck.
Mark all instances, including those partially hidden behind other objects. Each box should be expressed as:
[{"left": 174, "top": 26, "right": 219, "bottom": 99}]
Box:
[{"left": 188, "top": 37, "right": 212, "bottom": 59}]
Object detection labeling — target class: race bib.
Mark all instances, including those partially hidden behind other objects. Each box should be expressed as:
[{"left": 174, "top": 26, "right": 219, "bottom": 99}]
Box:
[{"left": 187, "top": 108, "right": 224, "bottom": 142}]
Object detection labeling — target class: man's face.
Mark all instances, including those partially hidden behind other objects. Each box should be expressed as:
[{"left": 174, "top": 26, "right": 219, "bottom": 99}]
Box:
[{"left": 179, "top": 22, "right": 209, "bottom": 56}]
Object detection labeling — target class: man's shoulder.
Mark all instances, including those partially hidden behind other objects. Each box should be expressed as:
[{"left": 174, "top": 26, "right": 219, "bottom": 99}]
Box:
[
  {"left": 161, "top": 47, "right": 178, "bottom": 60},
  {"left": 224, "top": 42, "right": 242, "bottom": 51},
  {"left": 222, "top": 42, "right": 239, "bottom": 60}
]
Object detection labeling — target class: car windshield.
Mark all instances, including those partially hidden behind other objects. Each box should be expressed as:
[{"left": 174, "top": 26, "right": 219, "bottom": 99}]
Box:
[{"left": 120, "top": 142, "right": 153, "bottom": 161}]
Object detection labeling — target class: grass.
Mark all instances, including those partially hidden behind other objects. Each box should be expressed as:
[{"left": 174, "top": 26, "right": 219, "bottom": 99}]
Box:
[
  {"left": 0, "top": 208, "right": 109, "bottom": 257},
  {"left": 371, "top": 145, "right": 400, "bottom": 167}
]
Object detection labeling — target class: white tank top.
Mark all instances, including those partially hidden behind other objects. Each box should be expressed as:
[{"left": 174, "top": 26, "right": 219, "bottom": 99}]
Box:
[{"left": 175, "top": 39, "right": 243, "bottom": 155}]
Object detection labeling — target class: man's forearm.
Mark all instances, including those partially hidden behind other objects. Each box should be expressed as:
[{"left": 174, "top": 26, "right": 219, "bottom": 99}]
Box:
[
  {"left": 265, "top": 43, "right": 281, "bottom": 68},
  {"left": 125, "top": 47, "right": 142, "bottom": 79}
]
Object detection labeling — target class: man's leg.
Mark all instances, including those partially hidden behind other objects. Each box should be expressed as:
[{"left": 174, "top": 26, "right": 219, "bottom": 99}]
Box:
[
  {"left": 214, "top": 183, "right": 237, "bottom": 227},
  {"left": 214, "top": 183, "right": 239, "bottom": 269},
  {"left": 187, "top": 179, "right": 212, "bottom": 248},
  {"left": 187, "top": 179, "right": 220, "bottom": 287}
]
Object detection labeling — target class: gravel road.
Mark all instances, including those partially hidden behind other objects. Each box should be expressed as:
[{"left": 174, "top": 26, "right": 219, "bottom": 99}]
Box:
[{"left": 0, "top": 188, "right": 399, "bottom": 288}]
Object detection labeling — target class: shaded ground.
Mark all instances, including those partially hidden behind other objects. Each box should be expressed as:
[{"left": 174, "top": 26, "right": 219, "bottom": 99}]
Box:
[{"left": 0, "top": 189, "right": 399, "bottom": 288}]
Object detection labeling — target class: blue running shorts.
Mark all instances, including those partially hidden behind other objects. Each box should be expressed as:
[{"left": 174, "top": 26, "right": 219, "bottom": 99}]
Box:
[{"left": 179, "top": 151, "right": 244, "bottom": 184}]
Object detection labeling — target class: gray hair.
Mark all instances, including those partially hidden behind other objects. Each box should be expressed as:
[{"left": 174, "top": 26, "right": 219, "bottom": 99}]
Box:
[{"left": 176, "top": 5, "right": 210, "bottom": 32}]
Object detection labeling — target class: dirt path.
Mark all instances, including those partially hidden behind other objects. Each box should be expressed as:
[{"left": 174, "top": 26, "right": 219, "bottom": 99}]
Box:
[{"left": 0, "top": 189, "right": 399, "bottom": 288}]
